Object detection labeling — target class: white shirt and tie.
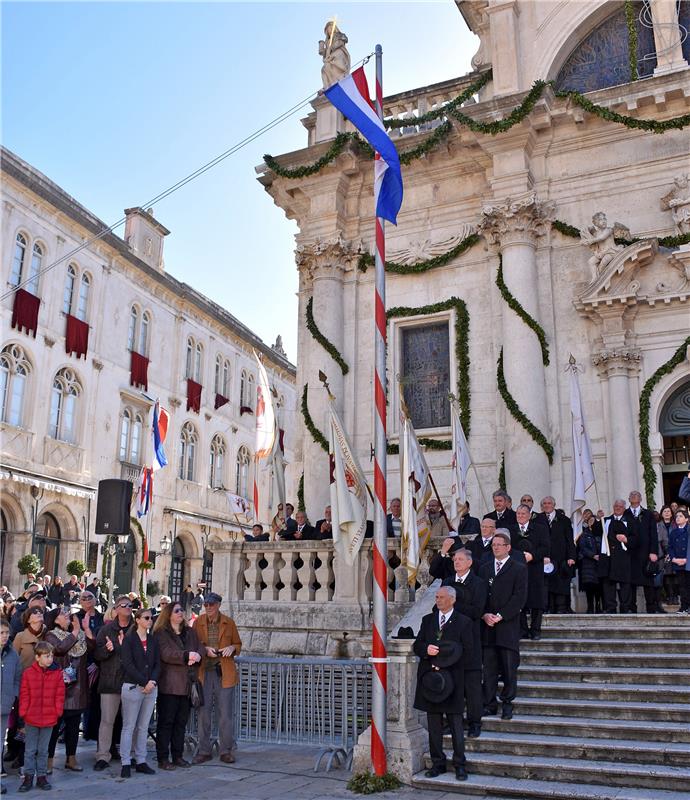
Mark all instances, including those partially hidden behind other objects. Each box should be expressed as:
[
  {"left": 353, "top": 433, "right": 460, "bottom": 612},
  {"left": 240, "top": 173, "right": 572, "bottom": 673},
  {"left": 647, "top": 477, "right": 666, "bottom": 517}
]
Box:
[
  {"left": 495, "top": 557, "right": 509, "bottom": 574},
  {"left": 520, "top": 524, "right": 528, "bottom": 534},
  {"left": 439, "top": 608, "right": 453, "bottom": 628},
  {"left": 455, "top": 571, "right": 471, "bottom": 585}
]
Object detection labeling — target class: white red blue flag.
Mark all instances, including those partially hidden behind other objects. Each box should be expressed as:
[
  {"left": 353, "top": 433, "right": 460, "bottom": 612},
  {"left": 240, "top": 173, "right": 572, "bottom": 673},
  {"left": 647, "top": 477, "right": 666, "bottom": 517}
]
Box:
[
  {"left": 325, "top": 66, "right": 403, "bottom": 224},
  {"left": 152, "top": 400, "right": 169, "bottom": 471},
  {"left": 135, "top": 466, "right": 153, "bottom": 519}
]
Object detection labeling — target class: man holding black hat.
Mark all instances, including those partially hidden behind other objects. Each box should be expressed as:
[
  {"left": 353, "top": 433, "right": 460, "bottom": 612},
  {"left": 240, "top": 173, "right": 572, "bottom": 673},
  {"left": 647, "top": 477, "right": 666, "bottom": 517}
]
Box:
[{"left": 413, "top": 585, "right": 475, "bottom": 782}]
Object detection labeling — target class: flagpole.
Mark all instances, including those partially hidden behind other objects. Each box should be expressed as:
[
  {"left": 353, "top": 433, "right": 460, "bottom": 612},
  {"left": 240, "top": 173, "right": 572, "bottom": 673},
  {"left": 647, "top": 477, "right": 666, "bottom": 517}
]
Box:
[{"left": 371, "top": 42, "right": 388, "bottom": 778}]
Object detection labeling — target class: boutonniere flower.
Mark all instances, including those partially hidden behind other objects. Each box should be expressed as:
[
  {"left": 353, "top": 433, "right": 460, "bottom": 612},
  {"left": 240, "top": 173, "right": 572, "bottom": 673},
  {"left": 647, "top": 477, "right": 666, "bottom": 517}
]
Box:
[{"left": 488, "top": 577, "right": 494, "bottom": 587}]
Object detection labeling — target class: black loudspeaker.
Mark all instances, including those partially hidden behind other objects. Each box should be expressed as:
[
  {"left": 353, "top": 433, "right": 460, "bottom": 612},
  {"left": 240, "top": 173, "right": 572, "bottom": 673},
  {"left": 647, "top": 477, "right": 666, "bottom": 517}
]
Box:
[{"left": 94, "top": 479, "right": 133, "bottom": 536}]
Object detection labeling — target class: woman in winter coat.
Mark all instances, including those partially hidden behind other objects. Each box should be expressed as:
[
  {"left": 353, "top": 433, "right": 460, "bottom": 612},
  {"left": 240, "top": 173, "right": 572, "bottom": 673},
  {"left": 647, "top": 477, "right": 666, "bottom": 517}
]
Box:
[
  {"left": 153, "top": 601, "right": 202, "bottom": 770},
  {"left": 1, "top": 619, "right": 21, "bottom": 778},
  {"left": 13, "top": 608, "right": 46, "bottom": 672},
  {"left": 669, "top": 509, "right": 690, "bottom": 613},
  {"left": 44, "top": 607, "right": 95, "bottom": 772},
  {"left": 657, "top": 505, "right": 678, "bottom": 605},
  {"left": 577, "top": 512, "right": 602, "bottom": 613}
]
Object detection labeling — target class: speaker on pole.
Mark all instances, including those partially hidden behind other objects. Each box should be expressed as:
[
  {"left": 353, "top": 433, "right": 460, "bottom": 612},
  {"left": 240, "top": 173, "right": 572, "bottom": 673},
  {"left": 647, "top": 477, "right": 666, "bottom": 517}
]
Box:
[{"left": 94, "top": 479, "right": 133, "bottom": 536}]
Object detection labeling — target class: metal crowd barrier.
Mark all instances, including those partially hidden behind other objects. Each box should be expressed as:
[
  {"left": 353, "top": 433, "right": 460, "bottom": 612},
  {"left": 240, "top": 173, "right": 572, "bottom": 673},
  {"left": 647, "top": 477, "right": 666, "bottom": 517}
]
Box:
[{"left": 183, "top": 656, "right": 372, "bottom": 771}]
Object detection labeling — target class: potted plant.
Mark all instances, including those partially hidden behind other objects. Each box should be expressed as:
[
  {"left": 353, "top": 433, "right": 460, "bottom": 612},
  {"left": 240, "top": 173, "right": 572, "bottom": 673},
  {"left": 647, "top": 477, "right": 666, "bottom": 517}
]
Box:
[{"left": 65, "top": 560, "right": 87, "bottom": 579}]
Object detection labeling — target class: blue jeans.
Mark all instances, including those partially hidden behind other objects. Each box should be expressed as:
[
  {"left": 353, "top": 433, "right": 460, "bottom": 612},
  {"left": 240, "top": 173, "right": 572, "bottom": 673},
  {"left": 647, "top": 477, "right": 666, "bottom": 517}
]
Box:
[
  {"left": 24, "top": 725, "right": 52, "bottom": 777},
  {"left": 120, "top": 683, "right": 157, "bottom": 766}
]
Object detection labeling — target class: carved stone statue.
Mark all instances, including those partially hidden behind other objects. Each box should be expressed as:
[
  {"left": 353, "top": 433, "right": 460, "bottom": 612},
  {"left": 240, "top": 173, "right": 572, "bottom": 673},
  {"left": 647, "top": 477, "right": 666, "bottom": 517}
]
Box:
[
  {"left": 272, "top": 335, "right": 286, "bottom": 357},
  {"left": 661, "top": 175, "right": 690, "bottom": 235},
  {"left": 318, "top": 21, "right": 350, "bottom": 89},
  {"left": 580, "top": 212, "right": 630, "bottom": 277}
]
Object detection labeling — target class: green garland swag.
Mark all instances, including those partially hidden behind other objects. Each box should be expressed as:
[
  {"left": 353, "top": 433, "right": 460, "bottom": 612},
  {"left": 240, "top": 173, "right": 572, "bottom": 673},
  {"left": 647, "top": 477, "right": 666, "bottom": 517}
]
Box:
[
  {"left": 387, "top": 438, "right": 452, "bottom": 455},
  {"left": 387, "top": 297, "right": 471, "bottom": 435},
  {"left": 625, "top": 0, "right": 639, "bottom": 83},
  {"left": 449, "top": 79, "right": 549, "bottom": 135},
  {"left": 552, "top": 219, "right": 690, "bottom": 249},
  {"left": 358, "top": 232, "right": 481, "bottom": 274},
  {"left": 306, "top": 297, "right": 349, "bottom": 375},
  {"left": 301, "top": 384, "right": 329, "bottom": 453},
  {"left": 496, "top": 255, "right": 549, "bottom": 367},
  {"left": 499, "top": 451, "right": 506, "bottom": 492},
  {"left": 639, "top": 337, "right": 690, "bottom": 507},
  {"left": 497, "top": 348, "right": 554, "bottom": 464},
  {"left": 297, "top": 472, "right": 305, "bottom": 512}
]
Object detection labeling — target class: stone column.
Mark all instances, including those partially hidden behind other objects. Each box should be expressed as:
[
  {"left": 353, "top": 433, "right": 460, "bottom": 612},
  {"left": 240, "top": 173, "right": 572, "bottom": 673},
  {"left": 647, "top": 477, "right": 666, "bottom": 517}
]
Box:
[
  {"left": 479, "top": 195, "right": 555, "bottom": 501},
  {"left": 592, "top": 348, "right": 642, "bottom": 501},
  {"left": 650, "top": 0, "right": 688, "bottom": 76},
  {"left": 485, "top": 0, "right": 521, "bottom": 96}
]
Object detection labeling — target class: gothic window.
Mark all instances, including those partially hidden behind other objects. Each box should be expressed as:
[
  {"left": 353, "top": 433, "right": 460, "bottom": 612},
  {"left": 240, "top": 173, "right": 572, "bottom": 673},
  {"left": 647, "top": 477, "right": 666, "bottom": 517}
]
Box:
[
  {"left": 139, "top": 311, "right": 150, "bottom": 355},
  {"left": 179, "top": 421, "right": 198, "bottom": 481},
  {"left": 63, "top": 265, "right": 76, "bottom": 315},
  {"left": 76, "top": 273, "right": 90, "bottom": 321},
  {"left": 215, "top": 355, "right": 230, "bottom": 397},
  {"left": 9, "top": 233, "right": 27, "bottom": 287},
  {"left": 119, "top": 407, "right": 144, "bottom": 464},
  {"left": 239, "top": 369, "right": 248, "bottom": 406},
  {"left": 49, "top": 367, "right": 81, "bottom": 443},
  {"left": 185, "top": 337, "right": 202, "bottom": 382},
  {"left": 62, "top": 264, "right": 91, "bottom": 320},
  {"left": 28, "top": 244, "right": 42, "bottom": 295},
  {"left": 209, "top": 433, "right": 226, "bottom": 488},
  {"left": 400, "top": 322, "right": 451, "bottom": 430},
  {"left": 235, "top": 445, "right": 251, "bottom": 498},
  {"left": 127, "top": 305, "right": 150, "bottom": 356},
  {"left": 0, "top": 344, "right": 31, "bottom": 427},
  {"left": 9, "top": 233, "right": 41, "bottom": 294}
]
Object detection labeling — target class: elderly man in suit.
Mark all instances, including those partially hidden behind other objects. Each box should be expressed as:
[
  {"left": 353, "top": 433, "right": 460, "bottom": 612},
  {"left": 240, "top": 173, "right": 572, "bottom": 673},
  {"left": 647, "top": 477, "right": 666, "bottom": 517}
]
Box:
[
  {"left": 600, "top": 499, "right": 638, "bottom": 613},
  {"left": 536, "top": 496, "right": 576, "bottom": 613},
  {"left": 483, "top": 490, "right": 517, "bottom": 528},
  {"left": 624, "top": 490, "right": 660, "bottom": 613},
  {"left": 513, "top": 504, "right": 550, "bottom": 640},
  {"left": 479, "top": 530, "right": 528, "bottom": 720},
  {"left": 468, "top": 517, "right": 497, "bottom": 574},
  {"left": 413, "top": 585, "right": 475, "bottom": 781}
]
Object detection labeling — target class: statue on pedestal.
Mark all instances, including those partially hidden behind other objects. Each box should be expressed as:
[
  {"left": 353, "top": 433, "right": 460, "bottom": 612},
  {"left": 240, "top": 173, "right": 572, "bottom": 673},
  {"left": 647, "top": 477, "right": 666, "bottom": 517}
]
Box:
[
  {"left": 319, "top": 21, "right": 350, "bottom": 89},
  {"left": 580, "top": 212, "right": 630, "bottom": 278},
  {"left": 661, "top": 176, "right": 690, "bottom": 234}
]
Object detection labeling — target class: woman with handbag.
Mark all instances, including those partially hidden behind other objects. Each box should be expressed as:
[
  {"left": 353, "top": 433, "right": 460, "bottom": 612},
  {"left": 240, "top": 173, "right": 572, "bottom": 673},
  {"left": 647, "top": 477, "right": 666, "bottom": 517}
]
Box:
[
  {"left": 153, "top": 602, "right": 202, "bottom": 770},
  {"left": 44, "top": 607, "right": 94, "bottom": 772},
  {"left": 657, "top": 505, "right": 678, "bottom": 606}
]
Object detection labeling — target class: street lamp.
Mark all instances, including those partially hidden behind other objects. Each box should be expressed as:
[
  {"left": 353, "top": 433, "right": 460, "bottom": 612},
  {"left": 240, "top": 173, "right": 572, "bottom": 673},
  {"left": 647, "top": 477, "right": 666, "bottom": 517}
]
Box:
[{"left": 159, "top": 532, "right": 173, "bottom": 597}]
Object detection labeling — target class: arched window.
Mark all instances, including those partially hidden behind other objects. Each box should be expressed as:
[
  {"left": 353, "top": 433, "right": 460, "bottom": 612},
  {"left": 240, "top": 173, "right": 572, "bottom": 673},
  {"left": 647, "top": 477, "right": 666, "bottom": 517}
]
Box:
[
  {"left": 63, "top": 265, "right": 77, "bottom": 315},
  {"left": 0, "top": 344, "right": 31, "bottom": 427},
  {"left": 209, "top": 433, "right": 226, "bottom": 488},
  {"left": 247, "top": 373, "right": 255, "bottom": 408},
  {"left": 139, "top": 311, "right": 150, "bottom": 356},
  {"left": 119, "top": 409, "right": 131, "bottom": 461},
  {"left": 185, "top": 337, "right": 194, "bottom": 379},
  {"left": 118, "top": 407, "right": 144, "bottom": 464},
  {"left": 185, "top": 337, "right": 202, "bottom": 382},
  {"left": 76, "top": 273, "right": 90, "bottom": 321},
  {"left": 235, "top": 445, "right": 251, "bottom": 498},
  {"left": 49, "top": 367, "right": 81, "bottom": 443},
  {"left": 179, "top": 421, "right": 198, "bottom": 481},
  {"left": 9, "top": 233, "right": 27, "bottom": 287},
  {"left": 194, "top": 342, "right": 203, "bottom": 382},
  {"left": 214, "top": 355, "right": 230, "bottom": 397},
  {"left": 127, "top": 305, "right": 151, "bottom": 356},
  {"left": 28, "top": 243, "right": 42, "bottom": 295},
  {"left": 128, "top": 306, "right": 139, "bottom": 351},
  {"left": 240, "top": 369, "right": 248, "bottom": 407},
  {"left": 240, "top": 370, "right": 255, "bottom": 409}
]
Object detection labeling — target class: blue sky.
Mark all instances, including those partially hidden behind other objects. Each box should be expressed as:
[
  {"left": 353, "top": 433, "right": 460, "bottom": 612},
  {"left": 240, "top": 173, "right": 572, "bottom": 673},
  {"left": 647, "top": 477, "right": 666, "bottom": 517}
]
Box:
[{"left": 2, "top": 1, "right": 477, "bottom": 361}]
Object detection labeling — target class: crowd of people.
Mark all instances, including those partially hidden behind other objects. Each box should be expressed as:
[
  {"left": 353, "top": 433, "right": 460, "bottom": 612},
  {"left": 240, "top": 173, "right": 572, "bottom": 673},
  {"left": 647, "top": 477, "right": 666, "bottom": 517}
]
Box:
[{"left": 0, "top": 582, "right": 241, "bottom": 793}]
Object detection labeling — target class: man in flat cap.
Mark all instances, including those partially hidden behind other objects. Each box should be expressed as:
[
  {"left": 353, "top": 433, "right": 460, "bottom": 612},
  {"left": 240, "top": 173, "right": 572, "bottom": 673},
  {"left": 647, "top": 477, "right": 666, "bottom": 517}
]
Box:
[
  {"left": 192, "top": 592, "right": 242, "bottom": 765},
  {"left": 413, "top": 585, "right": 475, "bottom": 782}
]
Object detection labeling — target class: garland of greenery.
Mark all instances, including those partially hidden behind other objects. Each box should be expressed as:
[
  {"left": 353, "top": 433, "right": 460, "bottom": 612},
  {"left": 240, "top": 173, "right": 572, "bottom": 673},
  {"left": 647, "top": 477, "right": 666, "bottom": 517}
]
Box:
[
  {"left": 639, "top": 336, "right": 690, "bottom": 507},
  {"left": 625, "top": 0, "right": 639, "bottom": 83},
  {"left": 358, "top": 232, "right": 481, "bottom": 274},
  {"left": 130, "top": 516, "right": 149, "bottom": 608},
  {"left": 306, "top": 297, "right": 349, "bottom": 375},
  {"left": 387, "top": 297, "right": 471, "bottom": 434},
  {"left": 301, "top": 384, "right": 329, "bottom": 453},
  {"left": 499, "top": 451, "right": 506, "bottom": 492},
  {"left": 496, "top": 255, "right": 550, "bottom": 366},
  {"left": 263, "top": 131, "right": 362, "bottom": 179},
  {"left": 297, "top": 472, "right": 305, "bottom": 512},
  {"left": 497, "top": 348, "right": 554, "bottom": 464},
  {"left": 552, "top": 219, "right": 690, "bottom": 249},
  {"left": 449, "top": 79, "right": 549, "bottom": 135},
  {"left": 386, "top": 437, "right": 452, "bottom": 455}
]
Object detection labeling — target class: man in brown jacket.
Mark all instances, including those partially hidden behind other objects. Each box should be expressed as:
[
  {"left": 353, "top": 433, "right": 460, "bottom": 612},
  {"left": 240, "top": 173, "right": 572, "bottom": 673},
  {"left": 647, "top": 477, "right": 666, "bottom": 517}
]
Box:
[{"left": 192, "top": 593, "right": 242, "bottom": 764}]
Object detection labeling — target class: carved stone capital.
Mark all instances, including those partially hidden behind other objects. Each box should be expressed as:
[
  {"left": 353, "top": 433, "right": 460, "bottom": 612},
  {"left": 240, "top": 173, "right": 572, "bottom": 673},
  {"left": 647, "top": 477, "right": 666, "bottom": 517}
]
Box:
[
  {"left": 478, "top": 194, "right": 556, "bottom": 249},
  {"left": 295, "top": 235, "right": 359, "bottom": 284},
  {"left": 591, "top": 348, "right": 642, "bottom": 377}
]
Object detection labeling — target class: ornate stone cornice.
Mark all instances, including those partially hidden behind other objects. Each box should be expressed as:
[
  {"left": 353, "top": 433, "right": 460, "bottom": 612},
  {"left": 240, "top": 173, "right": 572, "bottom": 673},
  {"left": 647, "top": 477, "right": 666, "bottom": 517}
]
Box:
[
  {"left": 592, "top": 348, "right": 642, "bottom": 377},
  {"left": 295, "top": 235, "right": 360, "bottom": 283},
  {"left": 478, "top": 194, "right": 556, "bottom": 248}
]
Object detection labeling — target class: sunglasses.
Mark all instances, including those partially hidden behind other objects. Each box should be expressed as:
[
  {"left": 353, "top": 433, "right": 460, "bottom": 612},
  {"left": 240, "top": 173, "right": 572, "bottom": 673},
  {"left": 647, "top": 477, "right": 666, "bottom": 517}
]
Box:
[
  {"left": 172, "top": 608, "right": 184, "bottom": 614},
  {"left": 116, "top": 603, "right": 132, "bottom": 609}
]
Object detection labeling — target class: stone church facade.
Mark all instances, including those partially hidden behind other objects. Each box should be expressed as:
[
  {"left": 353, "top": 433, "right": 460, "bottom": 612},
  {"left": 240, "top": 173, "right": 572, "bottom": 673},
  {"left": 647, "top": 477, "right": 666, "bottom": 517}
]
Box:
[{"left": 261, "top": 0, "right": 690, "bottom": 521}]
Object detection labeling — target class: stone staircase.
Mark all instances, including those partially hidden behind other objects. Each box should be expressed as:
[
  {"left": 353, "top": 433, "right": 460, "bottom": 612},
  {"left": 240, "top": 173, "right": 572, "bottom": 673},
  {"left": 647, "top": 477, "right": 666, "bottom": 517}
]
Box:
[{"left": 412, "top": 614, "right": 690, "bottom": 799}]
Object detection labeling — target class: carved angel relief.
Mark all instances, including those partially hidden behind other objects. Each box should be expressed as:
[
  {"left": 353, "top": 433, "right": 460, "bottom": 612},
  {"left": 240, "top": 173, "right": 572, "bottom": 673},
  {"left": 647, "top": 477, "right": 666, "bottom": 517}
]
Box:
[
  {"left": 580, "top": 212, "right": 631, "bottom": 280},
  {"left": 661, "top": 175, "right": 690, "bottom": 235},
  {"left": 387, "top": 224, "right": 476, "bottom": 265}
]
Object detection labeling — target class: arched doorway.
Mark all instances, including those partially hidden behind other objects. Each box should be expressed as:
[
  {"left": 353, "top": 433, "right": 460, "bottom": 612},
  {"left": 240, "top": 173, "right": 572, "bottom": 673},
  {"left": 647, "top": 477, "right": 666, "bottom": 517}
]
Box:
[
  {"left": 171, "top": 538, "right": 185, "bottom": 601},
  {"left": 35, "top": 513, "right": 60, "bottom": 579},
  {"left": 202, "top": 548, "right": 213, "bottom": 593},
  {"left": 113, "top": 533, "right": 136, "bottom": 597},
  {"left": 660, "top": 381, "right": 690, "bottom": 503}
]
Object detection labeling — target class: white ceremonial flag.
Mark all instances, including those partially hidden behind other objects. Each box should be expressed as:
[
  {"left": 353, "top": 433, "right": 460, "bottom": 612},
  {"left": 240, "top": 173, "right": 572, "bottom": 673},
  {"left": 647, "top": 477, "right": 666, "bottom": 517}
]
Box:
[
  {"left": 226, "top": 492, "right": 253, "bottom": 519},
  {"left": 253, "top": 352, "right": 276, "bottom": 460},
  {"left": 450, "top": 399, "right": 471, "bottom": 512},
  {"left": 400, "top": 416, "right": 432, "bottom": 585},
  {"left": 328, "top": 403, "right": 369, "bottom": 566},
  {"left": 569, "top": 360, "right": 596, "bottom": 541}
]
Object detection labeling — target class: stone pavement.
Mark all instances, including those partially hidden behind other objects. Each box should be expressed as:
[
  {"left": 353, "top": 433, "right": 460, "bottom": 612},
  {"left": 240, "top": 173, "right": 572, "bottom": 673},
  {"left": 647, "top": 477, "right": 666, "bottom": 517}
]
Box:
[{"left": 0, "top": 740, "right": 470, "bottom": 800}]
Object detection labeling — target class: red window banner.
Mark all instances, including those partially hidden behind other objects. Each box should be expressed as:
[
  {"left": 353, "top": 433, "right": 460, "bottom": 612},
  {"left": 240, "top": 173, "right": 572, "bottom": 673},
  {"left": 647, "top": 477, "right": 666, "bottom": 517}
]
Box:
[
  {"left": 65, "top": 314, "right": 89, "bottom": 359},
  {"left": 186, "top": 378, "right": 202, "bottom": 413},
  {"left": 214, "top": 393, "right": 229, "bottom": 410},
  {"left": 11, "top": 289, "right": 40, "bottom": 337},
  {"left": 130, "top": 351, "right": 149, "bottom": 391}
]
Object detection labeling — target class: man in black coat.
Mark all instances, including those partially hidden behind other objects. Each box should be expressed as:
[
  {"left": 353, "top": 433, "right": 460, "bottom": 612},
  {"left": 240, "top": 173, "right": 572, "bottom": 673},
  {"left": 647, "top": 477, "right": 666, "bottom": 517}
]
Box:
[
  {"left": 413, "top": 585, "right": 474, "bottom": 781},
  {"left": 599, "top": 499, "right": 638, "bottom": 613},
  {"left": 624, "top": 491, "right": 660, "bottom": 613},
  {"left": 278, "top": 510, "right": 316, "bottom": 540},
  {"left": 441, "top": 549, "right": 488, "bottom": 737},
  {"left": 453, "top": 502, "right": 481, "bottom": 537},
  {"left": 536, "top": 497, "right": 576, "bottom": 613},
  {"left": 479, "top": 531, "right": 528, "bottom": 720},
  {"left": 468, "top": 517, "right": 497, "bottom": 574},
  {"left": 483, "top": 490, "right": 517, "bottom": 528},
  {"left": 513, "top": 504, "right": 550, "bottom": 640}
]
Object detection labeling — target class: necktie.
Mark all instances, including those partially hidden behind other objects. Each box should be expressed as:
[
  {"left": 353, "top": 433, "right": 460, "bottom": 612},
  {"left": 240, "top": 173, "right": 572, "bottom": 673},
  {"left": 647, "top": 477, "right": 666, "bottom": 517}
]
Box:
[
  {"left": 496, "top": 561, "right": 503, "bottom": 574},
  {"left": 521, "top": 525, "right": 527, "bottom": 533},
  {"left": 440, "top": 614, "right": 447, "bottom": 628}
]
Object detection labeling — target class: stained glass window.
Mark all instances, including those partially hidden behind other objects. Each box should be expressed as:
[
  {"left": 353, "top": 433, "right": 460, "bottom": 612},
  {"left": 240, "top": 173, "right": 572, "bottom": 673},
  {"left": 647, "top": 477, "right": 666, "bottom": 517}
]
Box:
[{"left": 400, "top": 322, "right": 450, "bottom": 430}]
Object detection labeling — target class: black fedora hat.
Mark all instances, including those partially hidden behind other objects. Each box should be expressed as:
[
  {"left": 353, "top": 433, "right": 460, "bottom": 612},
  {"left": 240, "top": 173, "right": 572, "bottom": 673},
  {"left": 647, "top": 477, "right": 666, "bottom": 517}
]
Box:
[
  {"left": 421, "top": 669, "right": 455, "bottom": 703},
  {"left": 433, "top": 640, "right": 463, "bottom": 669}
]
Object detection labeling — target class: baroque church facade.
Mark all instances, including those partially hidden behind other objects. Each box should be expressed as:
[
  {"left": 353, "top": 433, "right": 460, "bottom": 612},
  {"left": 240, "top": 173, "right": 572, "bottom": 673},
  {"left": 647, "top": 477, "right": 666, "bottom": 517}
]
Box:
[{"left": 261, "top": 0, "right": 690, "bottom": 519}]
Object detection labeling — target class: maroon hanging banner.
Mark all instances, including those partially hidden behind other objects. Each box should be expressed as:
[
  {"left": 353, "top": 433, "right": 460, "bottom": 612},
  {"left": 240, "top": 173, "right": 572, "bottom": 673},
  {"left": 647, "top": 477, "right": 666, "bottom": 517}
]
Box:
[
  {"left": 130, "top": 351, "right": 149, "bottom": 391},
  {"left": 214, "top": 393, "right": 229, "bottom": 410},
  {"left": 186, "top": 378, "right": 202, "bottom": 413},
  {"left": 65, "top": 314, "right": 89, "bottom": 359},
  {"left": 11, "top": 289, "right": 40, "bottom": 337}
]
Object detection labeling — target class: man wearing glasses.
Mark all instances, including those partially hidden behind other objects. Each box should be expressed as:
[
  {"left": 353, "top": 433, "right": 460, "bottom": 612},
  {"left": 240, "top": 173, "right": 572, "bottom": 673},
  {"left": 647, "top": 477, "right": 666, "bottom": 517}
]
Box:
[
  {"left": 479, "top": 530, "right": 528, "bottom": 721},
  {"left": 77, "top": 591, "right": 105, "bottom": 742},
  {"left": 192, "top": 593, "right": 242, "bottom": 765},
  {"left": 92, "top": 596, "right": 133, "bottom": 771}
]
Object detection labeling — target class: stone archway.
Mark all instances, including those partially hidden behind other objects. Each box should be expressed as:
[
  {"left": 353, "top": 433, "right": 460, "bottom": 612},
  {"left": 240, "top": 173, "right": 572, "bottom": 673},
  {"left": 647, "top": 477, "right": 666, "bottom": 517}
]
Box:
[
  {"left": 35, "top": 512, "right": 61, "bottom": 580},
  {"left": 113, "top": 532, "right": 137, "bottom": 597},
  {"left": 659, "top": 380, "right": 690, "bottom": 503}
]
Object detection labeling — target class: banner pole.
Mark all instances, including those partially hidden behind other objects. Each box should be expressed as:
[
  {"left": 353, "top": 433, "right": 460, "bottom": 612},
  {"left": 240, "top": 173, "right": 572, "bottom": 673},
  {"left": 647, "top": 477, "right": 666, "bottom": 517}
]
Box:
[{"left": 371, "top": 42, "right": 388, "bottom": 778}]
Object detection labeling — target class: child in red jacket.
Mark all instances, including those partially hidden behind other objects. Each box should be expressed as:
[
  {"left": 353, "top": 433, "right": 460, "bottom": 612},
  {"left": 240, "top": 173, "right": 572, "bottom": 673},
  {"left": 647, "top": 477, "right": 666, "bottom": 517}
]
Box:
[{"left": 18, "top": 642, "right": 65, "bottom": 792}]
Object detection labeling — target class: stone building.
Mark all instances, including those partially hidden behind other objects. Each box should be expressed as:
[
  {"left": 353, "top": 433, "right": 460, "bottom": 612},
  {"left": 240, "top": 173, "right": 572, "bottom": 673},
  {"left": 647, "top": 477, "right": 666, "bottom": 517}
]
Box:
[
  {"left": 260, "top": 0, "right": 690, "bottom": 527},
  {"left": 0, "top": 146, "right": 296, "bottom": 599}
]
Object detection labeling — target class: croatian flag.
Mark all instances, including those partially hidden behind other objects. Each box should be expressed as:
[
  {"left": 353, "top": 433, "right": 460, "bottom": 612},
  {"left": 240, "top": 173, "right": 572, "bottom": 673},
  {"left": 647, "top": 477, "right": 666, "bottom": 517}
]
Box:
[
  {"left": 152, "top": 400, "right": 169, "bottom": 471},
  {"left": 135, "top": 467, "right": 153, "bottom": 519},
  {"left": 325, "top": 66, "right": 403, "bottom": 224}
]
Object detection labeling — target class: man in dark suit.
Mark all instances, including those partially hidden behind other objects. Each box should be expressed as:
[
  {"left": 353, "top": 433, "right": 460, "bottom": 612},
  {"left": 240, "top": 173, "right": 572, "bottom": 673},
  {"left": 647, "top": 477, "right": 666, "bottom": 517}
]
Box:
[
  {"left": 624, "top": 491, "right": 660, "bottom": 613},
  {"left": 278, "top": 510, "right": 315, "bottom": 540},
  {"left": 441, "top": 549, "right": 488, "bottom": 737},
  {"left": 513, "top": 504, "right": 550, "bottom": 640},
  {"left": 600, "top": 499, "right": 638, "bottom": 613},
  {"left": 519, "top": 494, "right": 539, "bottom": 521},
  {"left": 536, "top": 496, "right": 576, "bottom": 613},
  {"left": 386, "top": 497, "right": 402, "bottom": 537},
  {"left": 283, "top": 503, "right": 298, "bottom": 534},
  {"left": 483, "top": 490, "right": 517, "bottom": 528},
  {"left": 452, "top": 502, "right": 481, "bottom": 537},
  {"left": 413, "top": 585, "right": 475, "bottom": 781},
  {"left": 468, "top": 517, "right": 497, "bottom": 574},
  {"left": 479, "top": 530, "right": 528, "bottom": 720},
  {"left": 314, "top": 505, "right": 333, "bottom": 540}
]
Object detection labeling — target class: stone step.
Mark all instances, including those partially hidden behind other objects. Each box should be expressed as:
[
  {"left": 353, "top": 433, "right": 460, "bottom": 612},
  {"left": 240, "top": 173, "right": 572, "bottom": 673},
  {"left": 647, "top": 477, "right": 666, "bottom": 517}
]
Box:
[
  {"left": 423, "top": 752, "right": 690, "bottom": 791},
  {"left": 542, "top": 614, "right": 688, "bottom": 628},
  {"left": 521, "top": 637, "right": 690, "bottom": 653},
  {"left": 459, "top": 731, "right": 690, "bottom": 767},
  {"left": 517, "top": 664, "right": 689, "bottom": 685},
  {"left": 517, "top": 679, "right": 690, "bottom": 703},
  {"left": 539, "top": 625, "right": 690, "bottom": 640},
  {"left": 520, "top": 651, "right": 690, "bottom": 669},
  {"left": 480, "top": 714, "right": 690, "bottom": 744},
  {"left": 412, "top": 770, "right": 690, "bottom": 800},
  {"left": 503, "top": 696, "right": 690, "bottom": 722}
]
